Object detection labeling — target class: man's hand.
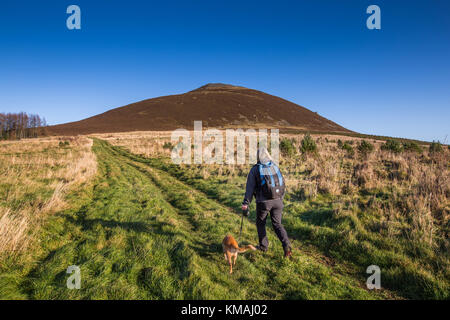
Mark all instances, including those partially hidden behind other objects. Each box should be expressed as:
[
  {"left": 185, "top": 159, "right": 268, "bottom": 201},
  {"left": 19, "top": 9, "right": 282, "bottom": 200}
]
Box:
[{"left": 242, "top": 204, "right": 249, "bottom": 217}]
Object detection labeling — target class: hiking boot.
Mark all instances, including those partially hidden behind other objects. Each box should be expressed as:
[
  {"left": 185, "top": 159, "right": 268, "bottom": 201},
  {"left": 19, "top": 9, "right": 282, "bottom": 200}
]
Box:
[
  {"left": 255, "top": 245, "right": 267, "bottom": 252},
  {"left": 283, "top": 247, "right": 292, "bottom": 259}
]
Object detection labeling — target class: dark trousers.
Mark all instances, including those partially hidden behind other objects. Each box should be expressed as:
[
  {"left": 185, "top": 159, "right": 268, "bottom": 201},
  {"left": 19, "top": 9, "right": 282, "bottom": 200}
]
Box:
[{"left": 256, "top": 199, "right": 290, "bottom": 251}]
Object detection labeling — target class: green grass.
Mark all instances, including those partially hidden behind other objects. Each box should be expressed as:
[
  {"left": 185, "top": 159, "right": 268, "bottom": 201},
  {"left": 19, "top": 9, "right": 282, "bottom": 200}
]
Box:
[
  {"left": 0, "top": 139, "right": 395, "bottom": 299},
  {"left": 128, "top": 152, "right": 449, "bottom": 299}
]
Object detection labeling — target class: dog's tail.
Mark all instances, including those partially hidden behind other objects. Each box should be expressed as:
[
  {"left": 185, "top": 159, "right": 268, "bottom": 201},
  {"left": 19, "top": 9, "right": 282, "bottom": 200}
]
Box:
[{"left": 238, "top": 244, "right": 257, "bottom": 253}]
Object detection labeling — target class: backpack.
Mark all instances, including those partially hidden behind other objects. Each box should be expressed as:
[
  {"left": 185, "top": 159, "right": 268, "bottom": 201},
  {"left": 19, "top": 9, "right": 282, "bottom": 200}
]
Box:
[{"left": 257, "top": 162, "right": 285, "bottom": 200}]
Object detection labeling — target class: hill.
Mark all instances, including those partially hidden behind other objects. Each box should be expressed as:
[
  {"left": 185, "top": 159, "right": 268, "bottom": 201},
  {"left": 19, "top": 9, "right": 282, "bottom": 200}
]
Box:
[{"left": 48, "top": 83, "right": 351, "bottom": 135}]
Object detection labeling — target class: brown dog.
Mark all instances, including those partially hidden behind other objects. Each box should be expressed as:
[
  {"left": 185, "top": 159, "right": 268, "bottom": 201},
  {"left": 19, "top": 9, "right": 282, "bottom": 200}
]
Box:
[{"left": 222, "top": 234, "right": 256, "bottom": 274}]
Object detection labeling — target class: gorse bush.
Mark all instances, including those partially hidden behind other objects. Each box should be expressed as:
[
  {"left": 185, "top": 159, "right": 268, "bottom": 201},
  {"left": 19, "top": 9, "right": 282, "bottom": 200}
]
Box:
[
  {"left": 341, "top": 142, "right": 354, "bottom": 156},
  {"left": 381, "top": 139, "right": 403, "bottom": 153},
  {"left": 429, "top": 141, "right": 443, "bottom": 154},
  {"left": 59, "top": 141, "right": 69, "bottom": 147},
  {"left": 300, "top": 134, "right": 317, "bottom": 154},
  {"left": 337, "top": 139, "right": 354, "bottom": 156},
  {"left": 280, "top": 138, "right": 296, "bottom": 157},
  {"left": 357, "top": 140, "right": 374, "bottom": 157},
  {"left": 380, "top": 139, "right": 423, "bottom": 154},
  {"left": 403, "top": 141, "right": 423, "bottom": 153}
]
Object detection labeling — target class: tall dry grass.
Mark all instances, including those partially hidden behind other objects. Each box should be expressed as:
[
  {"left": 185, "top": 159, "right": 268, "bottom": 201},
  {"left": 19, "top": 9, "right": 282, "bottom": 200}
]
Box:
[
  {"left": 0, "top": 136, "right": 97, "bottom": 256},
  {"left": 281, "top": 134, "right": 449, "bottom": 248}
]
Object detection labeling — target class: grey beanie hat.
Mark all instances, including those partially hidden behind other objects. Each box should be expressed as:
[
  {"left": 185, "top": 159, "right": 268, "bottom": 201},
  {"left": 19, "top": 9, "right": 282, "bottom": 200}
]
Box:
[{"left": 257, "top": 147, "right": 272, "bottom": 164}]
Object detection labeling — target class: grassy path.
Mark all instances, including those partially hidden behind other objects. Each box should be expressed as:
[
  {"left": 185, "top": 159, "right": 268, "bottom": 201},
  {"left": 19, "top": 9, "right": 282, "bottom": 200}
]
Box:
[
  {"left": 122, "top": 150, "right": 447, "bottom": 299},
  {"left": 7, "top": 139, "right": 395, "bottom": 299}
]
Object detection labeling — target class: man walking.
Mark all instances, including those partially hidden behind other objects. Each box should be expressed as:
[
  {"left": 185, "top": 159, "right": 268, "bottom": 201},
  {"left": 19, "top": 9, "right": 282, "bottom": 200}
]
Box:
[{"left": 241, "top": 147, "right": 292, "bottom": 258}]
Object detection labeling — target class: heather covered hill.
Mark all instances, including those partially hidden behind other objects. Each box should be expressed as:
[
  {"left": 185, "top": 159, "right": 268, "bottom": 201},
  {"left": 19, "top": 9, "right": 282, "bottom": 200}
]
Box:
[{"left": 48, "top": 84, "right": 351, "bottom": 135}]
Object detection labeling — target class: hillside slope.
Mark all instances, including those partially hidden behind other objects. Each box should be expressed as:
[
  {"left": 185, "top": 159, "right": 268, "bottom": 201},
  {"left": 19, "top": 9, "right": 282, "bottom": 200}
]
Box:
[
  {"left": 1, "top": 139, "right": 393, "bottom": 299},
  {"left": 48, "top": 84, "right": 351, "bottom": 135}
]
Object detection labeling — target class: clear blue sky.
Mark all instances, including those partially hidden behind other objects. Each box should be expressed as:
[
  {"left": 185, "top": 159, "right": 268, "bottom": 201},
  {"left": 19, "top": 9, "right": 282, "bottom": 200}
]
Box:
[{"left": 1, "top": 0, "right": 449, "bottom": 142}]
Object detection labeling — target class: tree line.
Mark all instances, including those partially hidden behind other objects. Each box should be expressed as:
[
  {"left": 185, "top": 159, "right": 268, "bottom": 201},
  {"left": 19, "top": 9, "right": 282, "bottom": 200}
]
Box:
[{"left": 0, "top": 112, "right": 48, "bottom": 140}]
